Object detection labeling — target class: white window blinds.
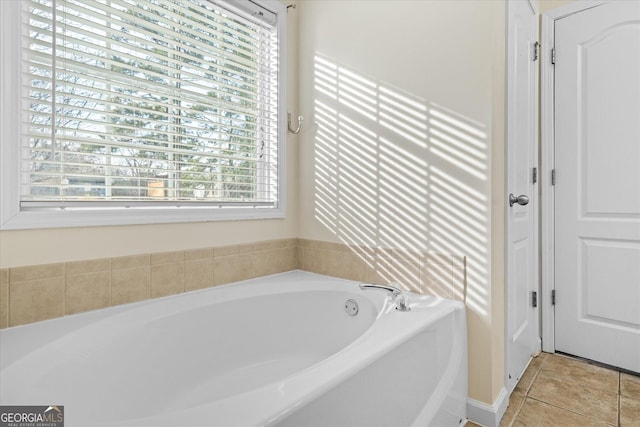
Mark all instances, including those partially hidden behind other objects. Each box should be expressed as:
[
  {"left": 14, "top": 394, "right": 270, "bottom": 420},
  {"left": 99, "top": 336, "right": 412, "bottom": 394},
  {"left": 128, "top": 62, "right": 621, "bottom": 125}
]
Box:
[{"left": 23, "top": 0, "right": 280, "bottom": 209}]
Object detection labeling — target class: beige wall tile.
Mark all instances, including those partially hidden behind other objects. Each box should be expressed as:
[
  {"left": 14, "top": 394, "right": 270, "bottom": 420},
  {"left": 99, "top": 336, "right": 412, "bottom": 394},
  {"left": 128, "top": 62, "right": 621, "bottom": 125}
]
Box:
[
  {"left": 185, "top": 258, "right": 214, "bottom": 291},
  {"left": 298, "top": 247, "right": 327, "bottom": 276},
  {"left": 364, "top": 256, "right": 394, "bottom": 284},
  {"left": 388, "top": 259, "right": 421, "bottom": 293},
  {"left": 3, "top": 239, "right": 470, "bottom": 326},
  {"left": 111, "top": 267, "right": 150, "bottom": 305},
  {"left": 185, "top": 247, "right": 213, "bottom": 261},
  {"left": 345, "top": 244, "right": 372, "bottom": 263},
  {"left": 391, "top": 248, "right": 421, "bottom": 264},
  {"left": 297, "top": 238, "right": 313, "bottom": 248},
  {"left": 214, "top": 255, "right": 240, "bottom": 285},
  {"left": 373, "top": 247, "right": 396, "bottom": 260},
  {"left": 236, "top": 252, "right": 260, "bottom": 281},
  {"left": 279, "top": 246, "right": 298, "bottom": 272},
  {"left": 323, "top": 240, "right": 352, "bottom": 253},
  {"left": 364, "top": 256, "right": 421, "bottom": 292},
  {"left": 325, "top": 250, "right": 366, "bottom": 282},
  {"left": 299, "top": 245, "right": 367, "bottom": 282},
  {"left": 151, "top": 263, "right": 184, "bottom": 298},
  {"left": 0, "top": 282, "right": 8, "bottom": 329},
  {"left": 214, "top": 245, "right": 239, "bottom": 257},
  {"left": 420, "top": 260, "right": 454, "bottom": 298},
  {"left": 66, "top": 271, "right": 111, "bottom": 315},
  {"left": 10, "top": 263, "right": 64, "bottom": 282},
  {"left": 66, "top": 258, "right": 110, "bottom": 276},
  {"left": 111, "top": 254, "right": 149, "bottom": 270},
  {"left": 0, "top": 264, "right": 8, "bottom": 329},
  {"left": 151, "top": 251, "right": 184, "bottom": 265},
  {"left": 452, "top": 254, "right": 466, "bottom": 270},
  {"left": 308, "top": 248, "right": 332, "bottom": 276},
  {"left": 296, "top": 246, "right": 314, "bottom": 273},
  {"left": 283, "top": 238, "right": 297, "bottom": 248},
  {"left": 250, "top": 250, "right": 276, "bottom": 278},
  {"left": 359, "top": 250, "right": 466, "bottom": 298},
  {"left": 452, "top": 266, "right": 466, "bottom": 301},
  {"left": 423, "top": 251, "right": 453, "bottom": 267},
  {"left": 10, "top": 278, "right": 64, "bottom": 326},
  {"left": 238, "top": 240, "right": 281, "bottom": 254},
  {"left": 300, "top": 239, "right": 348, "bottom": 253},
  {"left": 251, "top": 247, "right": 297, "bottom": 278}
]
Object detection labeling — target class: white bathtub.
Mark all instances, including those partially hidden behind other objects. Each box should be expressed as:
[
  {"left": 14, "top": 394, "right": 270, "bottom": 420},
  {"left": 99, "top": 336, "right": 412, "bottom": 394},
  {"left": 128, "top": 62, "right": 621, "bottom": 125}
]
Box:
[{"left": 0, "top": 270, "right": 467, "bottom": 426}]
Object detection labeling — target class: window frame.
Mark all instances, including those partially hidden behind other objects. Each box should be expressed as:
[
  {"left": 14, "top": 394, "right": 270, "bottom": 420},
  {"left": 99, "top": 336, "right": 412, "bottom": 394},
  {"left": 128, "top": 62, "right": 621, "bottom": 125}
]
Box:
[{"left": 0, "top": 0, "right": 287, "bottom": 230}]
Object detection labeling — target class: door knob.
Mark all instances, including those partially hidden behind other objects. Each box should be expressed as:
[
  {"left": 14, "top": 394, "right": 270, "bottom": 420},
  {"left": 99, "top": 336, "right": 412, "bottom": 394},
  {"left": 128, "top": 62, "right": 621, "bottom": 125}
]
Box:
[{"left": 509, "top": 193, "right": 529, "bottom": 207}]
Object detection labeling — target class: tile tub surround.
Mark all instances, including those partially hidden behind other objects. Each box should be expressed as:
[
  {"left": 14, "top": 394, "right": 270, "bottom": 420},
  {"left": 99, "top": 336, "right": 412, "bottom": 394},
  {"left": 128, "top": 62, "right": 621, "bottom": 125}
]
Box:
[
  {"left": 0, "top": 239, "right": 297, "bottom": 329},
  {"left": 0, "top": 238, "right": 465, "bottom": 329},
  {"left": 466, "top": 352, "right": 640, "bottom": 426},
  {"left": 297, "top": 239, "right": 467, "bottom": 301}
]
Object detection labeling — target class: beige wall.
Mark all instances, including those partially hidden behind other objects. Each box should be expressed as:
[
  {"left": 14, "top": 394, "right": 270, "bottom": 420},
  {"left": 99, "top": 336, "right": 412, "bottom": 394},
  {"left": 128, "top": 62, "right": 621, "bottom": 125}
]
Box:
[
  {"left": 0, "top": 220, "right": 297, "bottom": 268},
  {"left": 0, "top": 3, "right": 300, "bottom": 269},
  {"left": 296, "top": 0, "right": 505, "bottom": 405}
]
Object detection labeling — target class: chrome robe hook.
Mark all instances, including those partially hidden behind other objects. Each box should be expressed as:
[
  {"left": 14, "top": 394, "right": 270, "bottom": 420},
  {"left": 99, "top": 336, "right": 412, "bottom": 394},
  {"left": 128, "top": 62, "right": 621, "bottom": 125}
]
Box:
[{"left": 288, "top": 113, "right": 303, "bottom": 134}]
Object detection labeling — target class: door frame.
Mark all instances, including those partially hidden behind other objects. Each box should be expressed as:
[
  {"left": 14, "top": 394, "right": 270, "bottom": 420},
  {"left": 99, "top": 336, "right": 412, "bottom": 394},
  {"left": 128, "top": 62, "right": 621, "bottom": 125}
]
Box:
[
  {"left": 540, "top": 0, "right": 609, "bottom": 353},
  {"left": 505, "top": 0, "right": 540, "bottom": 393}
]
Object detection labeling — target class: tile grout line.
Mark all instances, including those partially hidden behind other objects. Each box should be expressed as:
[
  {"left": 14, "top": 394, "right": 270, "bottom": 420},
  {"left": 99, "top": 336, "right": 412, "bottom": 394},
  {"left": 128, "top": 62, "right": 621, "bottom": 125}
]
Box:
[
  {"left": 524, "top": 395, "right": 617, "bottom": 426},
  {"left": 617, "top": 371, "right": 621, "bottom": 427},
  {"left": 508, "top": 355, "right": 547, "bottom": 426},
  {"left": 506, "top": 395, "right": 527, "bottom": 427}
]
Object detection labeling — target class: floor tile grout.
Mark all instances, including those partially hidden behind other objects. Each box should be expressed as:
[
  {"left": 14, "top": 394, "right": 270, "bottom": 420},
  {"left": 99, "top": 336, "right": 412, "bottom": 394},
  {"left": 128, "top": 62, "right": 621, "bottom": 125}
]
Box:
[
  {"left": 524, "top": 395, "right": 617, "bottom": 426},
  {"left": 501, "top": 352, "right": 638, "bottom": 427}
]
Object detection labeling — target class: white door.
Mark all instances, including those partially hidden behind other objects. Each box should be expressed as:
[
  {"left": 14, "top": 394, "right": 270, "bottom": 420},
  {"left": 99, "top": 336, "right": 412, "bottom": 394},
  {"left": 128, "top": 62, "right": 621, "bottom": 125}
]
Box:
[
  {"left": 506, "top": 0, "right": 539, "bottom": 392},
  {"left": 554, "top": 0, "right": 640, "bottom": 372}
]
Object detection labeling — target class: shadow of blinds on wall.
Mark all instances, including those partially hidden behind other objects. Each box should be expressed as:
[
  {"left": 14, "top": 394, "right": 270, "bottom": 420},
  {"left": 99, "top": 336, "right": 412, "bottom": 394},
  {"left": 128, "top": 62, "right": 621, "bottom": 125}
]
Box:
[{"left": 22, "top": 0, "right": 279, "bottom": 210}]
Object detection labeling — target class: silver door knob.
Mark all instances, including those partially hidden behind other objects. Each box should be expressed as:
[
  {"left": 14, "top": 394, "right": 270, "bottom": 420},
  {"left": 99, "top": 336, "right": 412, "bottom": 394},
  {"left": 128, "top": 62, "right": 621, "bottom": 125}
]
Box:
[{"left": 509, "top": 193, "right": 529, "bottom": 207}]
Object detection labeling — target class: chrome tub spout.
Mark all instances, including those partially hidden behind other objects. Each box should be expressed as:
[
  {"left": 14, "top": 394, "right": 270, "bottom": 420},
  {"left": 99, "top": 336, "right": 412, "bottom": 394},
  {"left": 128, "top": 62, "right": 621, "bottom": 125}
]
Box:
[{"left": 359, "top": 283, "right": 411, "bottom": 312}]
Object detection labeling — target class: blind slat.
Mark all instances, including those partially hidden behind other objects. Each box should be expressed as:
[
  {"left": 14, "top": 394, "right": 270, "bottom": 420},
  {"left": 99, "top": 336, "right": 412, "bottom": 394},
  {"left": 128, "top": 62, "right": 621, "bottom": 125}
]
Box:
[{"left": 27, "top": 46, "right": 272, "bottom": 109}]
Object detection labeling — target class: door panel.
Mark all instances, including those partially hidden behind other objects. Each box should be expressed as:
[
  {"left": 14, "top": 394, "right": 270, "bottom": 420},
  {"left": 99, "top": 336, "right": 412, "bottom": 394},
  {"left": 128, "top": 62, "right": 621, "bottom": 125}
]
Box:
[
  {"left": 506, "top": 0, "right": 538, "bottom": 392},
  {"left": 554, "top": 0, "right": 640, "bottom": 372},
  {"left": 582, "top": 240, "right": 640, "bottom": 327}
]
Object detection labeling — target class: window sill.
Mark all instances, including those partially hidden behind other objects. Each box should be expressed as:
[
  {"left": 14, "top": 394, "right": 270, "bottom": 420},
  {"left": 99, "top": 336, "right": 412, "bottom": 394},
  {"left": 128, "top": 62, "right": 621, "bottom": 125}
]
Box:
[{"left": 0, "top": 206, "right": 285, "bottom": 230}]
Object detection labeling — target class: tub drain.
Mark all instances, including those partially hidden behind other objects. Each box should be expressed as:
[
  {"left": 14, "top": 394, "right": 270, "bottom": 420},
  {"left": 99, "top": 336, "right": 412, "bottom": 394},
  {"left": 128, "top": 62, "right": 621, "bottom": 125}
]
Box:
[{"left": 344, "top": 299, "right": 359, "bottom": 316}]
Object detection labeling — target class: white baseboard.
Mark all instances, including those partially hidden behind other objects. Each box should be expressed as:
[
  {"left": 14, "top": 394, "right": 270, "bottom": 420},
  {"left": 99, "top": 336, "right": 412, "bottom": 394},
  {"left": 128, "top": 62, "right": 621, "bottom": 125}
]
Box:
[{"left": 466, "top": 387, "right": 509, "bottom": 427}]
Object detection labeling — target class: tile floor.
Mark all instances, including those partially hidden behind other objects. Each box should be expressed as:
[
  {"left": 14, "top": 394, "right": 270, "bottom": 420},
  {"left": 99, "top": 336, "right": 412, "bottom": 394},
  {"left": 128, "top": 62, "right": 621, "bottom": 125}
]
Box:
[{"left": 468, "top": 352, "right": 640, "bottom": 426}]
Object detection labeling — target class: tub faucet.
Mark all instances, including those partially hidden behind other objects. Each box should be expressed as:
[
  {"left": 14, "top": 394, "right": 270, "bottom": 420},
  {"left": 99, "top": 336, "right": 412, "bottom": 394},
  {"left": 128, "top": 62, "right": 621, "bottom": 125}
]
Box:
[{"left": 359, "top": 283, "right": 411, "bottom": 311}]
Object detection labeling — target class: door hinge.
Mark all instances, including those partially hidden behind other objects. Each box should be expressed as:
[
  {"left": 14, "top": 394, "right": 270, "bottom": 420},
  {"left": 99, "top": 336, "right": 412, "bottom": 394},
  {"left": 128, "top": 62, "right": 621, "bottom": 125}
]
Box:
[
  {"left": 532, "top": 167, "right": 538, "bottom": 184},
  {"left": 533, "top": 41, "right": 540, "bottom": 61},
  {"left": 532, "top": 291, "right": 538, "bottom": 308},
  {"left": 551, "top": 47, "right": 556, "bottom": 65},
  {"left": 551, "top": 169, "right": 556, "bottom": 185},
  {"left": 551, "top": 289, "right": 556, "bottom": 306}
]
